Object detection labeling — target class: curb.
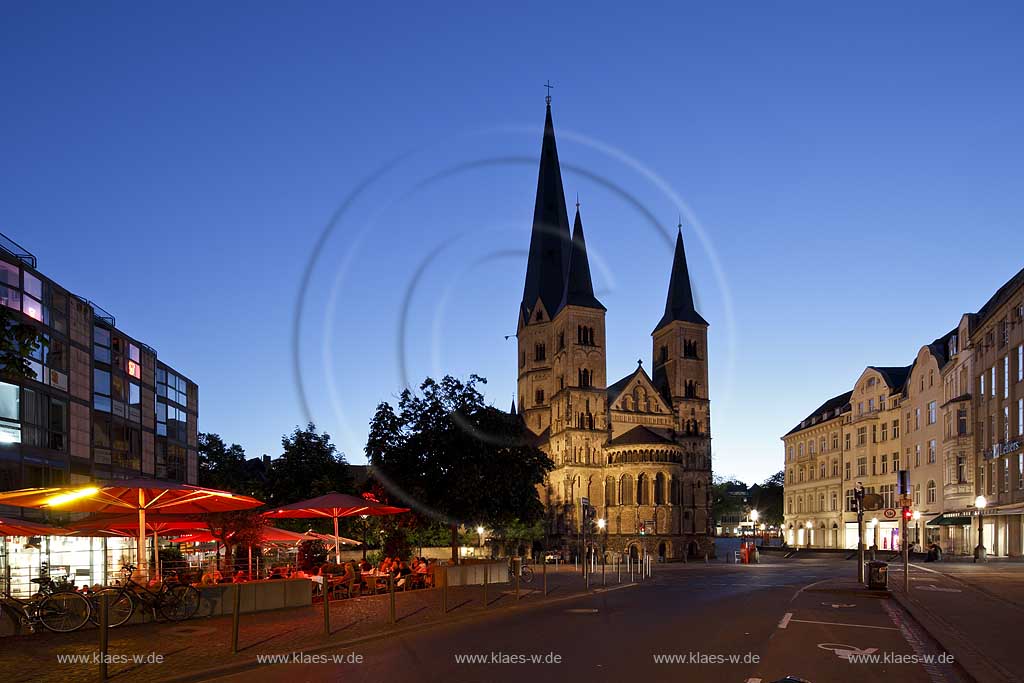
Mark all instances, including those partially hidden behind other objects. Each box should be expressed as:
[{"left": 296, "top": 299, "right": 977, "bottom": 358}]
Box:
[
  {"left": 890, "top": 588, "right": 1015, "bottom": 683},
  {"left": 157, "top": 581, "right": 640, "bottom": 683}
]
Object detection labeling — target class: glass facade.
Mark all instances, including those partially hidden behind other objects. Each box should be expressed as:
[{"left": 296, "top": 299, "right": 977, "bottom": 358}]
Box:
[{"left": 0, "top": 251, "right": 199, "bottom": 499}]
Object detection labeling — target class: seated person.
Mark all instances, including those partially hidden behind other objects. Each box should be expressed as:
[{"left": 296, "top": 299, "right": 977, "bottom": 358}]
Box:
[
  {"left": 233, "top": 570, "right": 248, "bottom": 583},
  {"left": 358, "top": 558, "right": 371, "bottom": 572},
  {"left": 267, "top": 566, "right": 285, "bottom": 580},
  {"left": 414, "top": 558, "right": 429, "bottom": 574}
]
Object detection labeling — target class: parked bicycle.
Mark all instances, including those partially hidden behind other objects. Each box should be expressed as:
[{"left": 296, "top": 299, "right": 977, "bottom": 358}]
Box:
[
  {"left": 508, "top": 558, "right": 534, "bottom": 584},
  {"left": 0, "top": 579, "right": 92, "bottom": 634},
  {"left": 88, "top": 564, "right": 200, "bottom": 627}
]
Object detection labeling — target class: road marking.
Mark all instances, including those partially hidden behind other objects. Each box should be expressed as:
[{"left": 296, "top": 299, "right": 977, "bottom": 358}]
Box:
[
  {"left": 821, "top": 602, "right": 856, "bottom": 608},
  {"left": 564, "top": 608, "right": 599, "bottom": 614},
  {"left": 917, "top": 585, "right": 961, "bottom": 593},
  {"left": 778, "top": 612, "right": 792, "bottom": 629},
  {"left": 792, "top": 618, "right": 897, "bottom": 630},
  {"left": 745, "top": 679, "right": 762, "bottom": 683},
  {"left": 817, "top": 643, "right": 879, "bottom": 660}
]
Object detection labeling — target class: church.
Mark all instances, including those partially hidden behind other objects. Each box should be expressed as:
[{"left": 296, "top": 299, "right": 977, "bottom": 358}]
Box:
[{"left": 515, "top": 96, "right": 714, "bottom": 561}]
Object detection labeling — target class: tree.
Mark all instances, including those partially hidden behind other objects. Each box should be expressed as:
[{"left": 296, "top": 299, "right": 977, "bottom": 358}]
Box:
[
  {"left": 0, "top": 306, "right": 47, "bottom": 381},
  {"left": 710, "top": 475, "right": 748, "bottom": 527},
  {"left": 366, "top": 374, "right": 552, "bottom": 562},
  {"left": 203, "top": 510, "right": 266, "bottom": 571},
  {"left": 264, "top": 423, "right": 353, "bottom": 508},
  {"left": 750, "top": 470, "right": 785, "bottom": 526}
]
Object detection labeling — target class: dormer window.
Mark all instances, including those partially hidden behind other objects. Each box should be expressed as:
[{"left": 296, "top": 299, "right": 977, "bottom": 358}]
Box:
[{"left": 949, "top": 334, "right": 958, "bottom": 357}]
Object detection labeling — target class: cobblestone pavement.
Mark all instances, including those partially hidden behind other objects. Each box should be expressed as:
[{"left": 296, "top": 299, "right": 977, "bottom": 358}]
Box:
[{"left": 0, "top": 564, "right": 619, "bottom": 683}]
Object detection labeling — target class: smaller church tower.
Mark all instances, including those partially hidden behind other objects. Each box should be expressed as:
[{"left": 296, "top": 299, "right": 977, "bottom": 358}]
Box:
[{"left": 652, "top": 227, "right": 710, "bottom": 436}]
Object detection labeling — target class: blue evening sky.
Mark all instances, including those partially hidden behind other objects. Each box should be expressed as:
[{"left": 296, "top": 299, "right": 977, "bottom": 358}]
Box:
[{"left": 3, "top": 2, "right": 1023, "bottom": 485}]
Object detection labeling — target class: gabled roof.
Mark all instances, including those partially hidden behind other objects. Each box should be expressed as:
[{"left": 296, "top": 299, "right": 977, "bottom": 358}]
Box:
[
  {"left": 607, "top": 425, "right": 675, "bottom": 447},
  {"left": 653, "top": 228, "right": 707, "bottom": 333},
  {"left": 607, "top": 363, "right": 654, "bottom": 404},
  {"left": 784, "top": 390, "right": 852, "bottom": 437},
  {"left": 521, "top": 102, "right": 572, "bottom": 324},
  {"left": 869, "top": 365, "right": 913, "bottom": 393},
  {"left": 559, "top": 207, "right": 605, "bottom": 311},
  {"left": 923, "top": 327, "right": 959, "bottom": 371}
]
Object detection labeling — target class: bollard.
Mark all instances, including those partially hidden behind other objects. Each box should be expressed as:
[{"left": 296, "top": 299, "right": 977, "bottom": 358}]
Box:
[
  {"left": 602, "top": 556, "right": 606, "bottom": 586},
  {"left": 704, "top": 552, "right": 709, "bottom": 565},
  {"left": 514, "top": 558, "right": 520, "bottom": 600},
  {"left": 442, "top": 567, "right": 448, "bottom": 614},
  {"left": 630, "top": 557, "right": 634, "bottom": 582},
  {"left": 389, "top": 575, "right": 396, "bottom": 625},
  {"left": 231, "top": 584, "right": 241, "bottom": 653},
  {"left": 617, "top": 557, "right": 621, "bottom": 583},
  {"left": 99, "top": 592, "right": 109, "bottom": 681},
  {"left": 483, "top": 564, "right": 489, "bottom": 608},
  {"left": 323, "top": 580, "right": 331, "bottom": 636},
  {"left": 542, "top": 558, "right": 547, "bottom": 597},
  {"left": 585, "top": 563, "right": 590, "bottom": 591}
]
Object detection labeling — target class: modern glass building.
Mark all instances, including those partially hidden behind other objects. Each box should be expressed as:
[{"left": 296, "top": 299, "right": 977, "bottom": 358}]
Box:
[{"left": 0, "top": 230, "right": 198, "bottom": 502}]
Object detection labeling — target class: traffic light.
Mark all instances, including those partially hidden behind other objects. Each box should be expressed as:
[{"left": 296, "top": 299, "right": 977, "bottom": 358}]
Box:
[
  {"left": 639, "top": 523, "right": 646, "bottom": 536},
  {"left": 902, "top": 507, "right": 913, "bottom": 521}
]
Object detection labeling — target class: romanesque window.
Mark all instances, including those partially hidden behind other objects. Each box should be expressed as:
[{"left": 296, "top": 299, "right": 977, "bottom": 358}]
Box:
[
  {"left": 654, "top": 473, "right": 666, "bottom": 504},
  {"left": 620, "top": 474, "right": 634, "bottom": 505},
  {"left": 577, "top": 325, "right": 595, "bottom": 346},
  {"left": 659, "top": 345, "right": 668, "bottom": 364},
  {"left": 636, "top": 474, "right": 649, "bottom": 505},
  {"left": 534, "top": 389, "right": 544, "bottom": 405},
  {"left": 534, "top": 343, "right": 547, "bottom": 362},
  {"left": 578, "top": 368, "right": 592, "bottom": 388},
  {"left": 605, "top": 476, "right": 616, "bottom": 506}
]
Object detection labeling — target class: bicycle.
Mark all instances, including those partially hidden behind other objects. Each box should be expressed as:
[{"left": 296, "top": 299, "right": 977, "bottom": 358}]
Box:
[
  {"left": 88, "top": 564, "right": 200, "bottom": 627},
  {"left": 508, "top": 558, "right": 534, "bottom": 584},
  {"left": 0, "top": 579, "right": 92, "bottom": 635}
]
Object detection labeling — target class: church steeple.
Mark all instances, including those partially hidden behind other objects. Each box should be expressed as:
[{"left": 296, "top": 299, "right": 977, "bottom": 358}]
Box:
[
  {"left": 521, "top": 101, "right": 572, "bottom": 324},
  {"left": 653, "top": 226, "right": 707, "bottom": 332},
  {"left": 559, "top": 205, "right": 605, "bottom": 311}
]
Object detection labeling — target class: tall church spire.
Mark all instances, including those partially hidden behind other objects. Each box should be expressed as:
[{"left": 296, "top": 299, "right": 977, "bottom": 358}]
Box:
[
  {"left": 653, "top": 225, "right": 707, "bottom": 332},
  {"left": 521, "top": 101, "right": 571, "bottom": 324},
  {"left": 559, "top": 205, "right": 605, "bottom": 311}
]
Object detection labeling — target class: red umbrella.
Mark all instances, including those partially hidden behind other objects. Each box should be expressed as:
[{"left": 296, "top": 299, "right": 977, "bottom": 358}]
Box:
[
  {"left": 172, "top": 526, "right": 315, "bottom": 545},
  {"left": 0, "top": 517, "right": 68, "bottom": 537},
  {"left": 264, "top": 492, "right": 408, "bottom": 564},
  {"left": 0, "top": 479, "right": 263, "bottom": 576}
]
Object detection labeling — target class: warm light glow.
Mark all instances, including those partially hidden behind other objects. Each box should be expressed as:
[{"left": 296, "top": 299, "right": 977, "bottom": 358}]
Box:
[
  {"left": 750, "top": 509, "right": 759, "bottom": 522},
  {"left": 597, "top": 518, "right": 606, "bottom": 530},
  {"left": 912, "top": 511, "right": 921, "bottom": 521},
  {"left": 476, "top": 526, "right": 485, "bottom": 535},
  {"left": 760, "top": 524, "right": 766, "bottom": 531},
  {"left": 805, "top": 521, "right": 812, "bottom": 529},
  {"left": 871, "top": 517, "right": 878, "bottom": 525},
  {"left": 46, "top": 487, "right": 99, "bottom": 507},
  {"left": 127, "top": 360, "right": 141, "bottom": 379},
  {"left": 975, "top": 495, "right": 987, "bottom": 509}
]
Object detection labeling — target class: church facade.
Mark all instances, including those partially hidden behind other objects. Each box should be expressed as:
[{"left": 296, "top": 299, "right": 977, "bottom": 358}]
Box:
[{"left": 515, "top": 99, "right": 714, "bottom": 561}]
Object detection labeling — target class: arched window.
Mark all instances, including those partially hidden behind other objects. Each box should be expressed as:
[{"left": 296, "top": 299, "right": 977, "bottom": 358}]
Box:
[
  {"left": 605, "top": 476, "right": 616, "bottom": 506},
  {"left": 637, "top": 474, "right": 649, "bottom": 505},
  {"left": 926, "top": 480, "right": 936, "bottom": 504},
  {"left": 654, "top": 473, "right": 666, "bottom": 504},
  {"left": 620, "top": 474, "right": 634, "bottom": 505}
]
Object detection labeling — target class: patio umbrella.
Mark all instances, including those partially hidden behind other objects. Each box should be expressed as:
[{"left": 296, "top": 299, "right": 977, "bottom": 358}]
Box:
[
  {"left": 171, "top": 526, "right": 315, "bottom": 545},
  {"left": 264, "top": 492, "right": 409, "bottom": 564},
  {"left": 304, "top": 530, "right": 361, "bottom": 547},
  {"left": 0, "top": 517, "right": 68, "bottom": 537},
  {"left": 0, "top": 479, "right": 263, "bottom": 577}
]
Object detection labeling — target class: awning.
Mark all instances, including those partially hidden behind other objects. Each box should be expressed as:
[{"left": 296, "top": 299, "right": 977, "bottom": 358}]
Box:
[{"left": 926, "top": 512, "right": 973, "bottom": 526}]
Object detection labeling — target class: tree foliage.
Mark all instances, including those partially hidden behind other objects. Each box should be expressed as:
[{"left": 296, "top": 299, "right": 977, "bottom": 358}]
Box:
[
  {"left": 203, "top": 510, "right": 266, "bottom": 570},
  {"left": 0, "top": 306, "right": 47, "bottom": 381},
  {"left": 264, "top": 423, "right": 353, "bottom": 507},
  {"left": 710, "top": 475, "right": 748, "bottom": 525},
  {"left": 749, "top": 470, "right": 785, "bottom": 525},
  {"left": 366, "top": 375, "right": 552, "bottom": 562}
]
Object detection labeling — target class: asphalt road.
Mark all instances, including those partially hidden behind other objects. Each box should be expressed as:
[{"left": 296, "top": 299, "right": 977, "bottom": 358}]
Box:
[{"left": 212, "top": 552, "right": 968, "bottom": 683}]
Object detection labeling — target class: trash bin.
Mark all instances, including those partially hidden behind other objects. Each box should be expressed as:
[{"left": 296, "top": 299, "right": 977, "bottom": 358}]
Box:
[{"left": 866, "top": 561, "right": 888, "bottom": 590}]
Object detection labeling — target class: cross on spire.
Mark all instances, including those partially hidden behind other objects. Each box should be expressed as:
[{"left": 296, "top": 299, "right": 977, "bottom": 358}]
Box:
[{"left": 544, "top": 80, "right": 554, "bottom": 105}]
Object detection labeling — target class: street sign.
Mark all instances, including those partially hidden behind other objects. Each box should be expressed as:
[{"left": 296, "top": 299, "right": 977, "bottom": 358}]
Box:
[
  {"left": 898, "top": 495, "right": 913, "bottom": 507},
  {"left": 862, "top": 493, "right": 884, "bottom": 511},
  {"left": 882, "top": 508, "right": 897, "bottom": 519},
  {"left": 581, "top": 497, "right": 589, "bottom": 507}
]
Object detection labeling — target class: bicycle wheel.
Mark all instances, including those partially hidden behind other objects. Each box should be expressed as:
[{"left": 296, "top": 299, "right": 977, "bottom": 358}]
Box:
[
  {"left": 90, "top": 589, "right": 135, "bottom": 627},
  {"left": 159, "top": 585, "right": 200, "bottom": 621},
  {"left": 521, "top": 566, "right": 534, "bottom": 583},
  {"left": 37, "top": 592, "right": 91, "bottom": 633}
]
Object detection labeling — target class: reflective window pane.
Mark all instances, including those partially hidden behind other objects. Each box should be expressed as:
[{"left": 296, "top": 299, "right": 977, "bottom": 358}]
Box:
[{"left": 23, "top": 272, "right": 42, "bottom": 299}]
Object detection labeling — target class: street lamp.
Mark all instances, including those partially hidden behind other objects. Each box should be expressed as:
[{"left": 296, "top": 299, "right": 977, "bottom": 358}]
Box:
[
  {"left": 597, "top": 518, "right": 606, "bottom": 531},
  {"left": 974, "top": 495, "right": 987, "bottom": 563},
  {"left": 805, "top": 520, "right": 813, "bottom": 549}
]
